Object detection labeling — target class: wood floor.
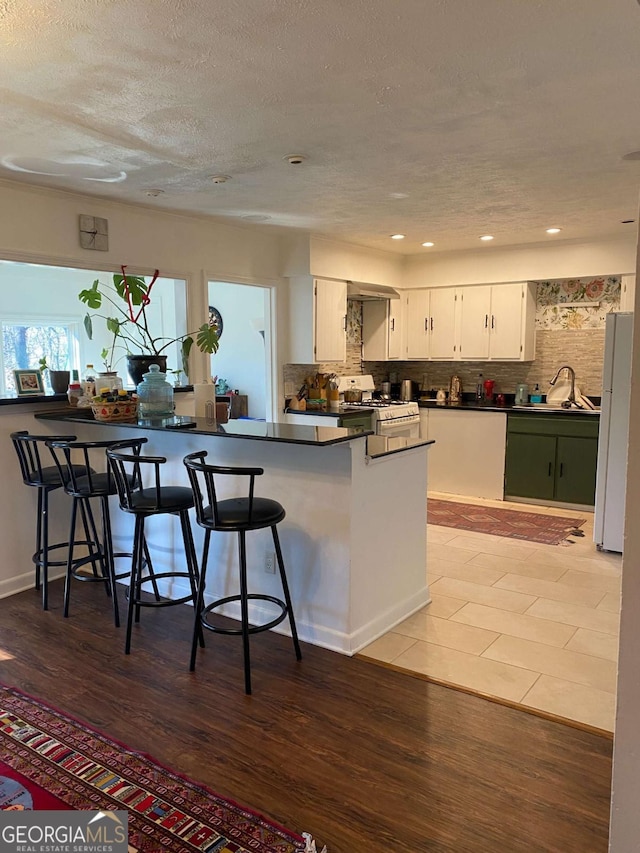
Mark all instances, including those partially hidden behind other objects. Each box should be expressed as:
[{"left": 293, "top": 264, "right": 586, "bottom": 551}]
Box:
[{"left": 0, "top": 579, "right": 612, "bottom": 852}]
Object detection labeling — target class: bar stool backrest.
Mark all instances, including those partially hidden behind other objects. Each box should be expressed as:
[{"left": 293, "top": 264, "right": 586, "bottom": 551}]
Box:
[
  {"left": 183, "top": 450, "right": 264, "bottom": 528},
  {"left": 46, "top": 438, "right": 148, "bottom": 496},
  {"left": 106, "top": 442, "right": 168, "bottom": 511},
  {"left": 11, "top": 431, "right": 77, "bottom": 487}
]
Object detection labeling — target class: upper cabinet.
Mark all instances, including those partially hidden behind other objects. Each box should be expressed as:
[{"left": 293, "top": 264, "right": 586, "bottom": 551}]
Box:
[
  {"left": 362, "top": 298, "right": 403, "bottom": 360},
  {"left": 458, "top": 282, "right": 536, "bottom": 361},
  {"left": 403, "top": 282, "right": 535, "bottom": 362},
  {"left": 288, "top": 276, "right": 347, "bottom": 363},
  {"left": 405, "top": 288, "right": 457, "bottom": 360}
]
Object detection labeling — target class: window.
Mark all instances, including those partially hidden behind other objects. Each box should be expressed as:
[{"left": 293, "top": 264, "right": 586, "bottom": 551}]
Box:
[{"left": 0, "top": 318, "right": 81, "bottom": 394}]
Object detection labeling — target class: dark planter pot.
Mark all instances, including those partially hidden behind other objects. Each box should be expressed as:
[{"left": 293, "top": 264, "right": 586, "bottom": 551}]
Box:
[
  {"left": 126, "top": 354, "right": 167, "bottom": 387},
  {"left": 49, "top": 370, "right": 70, "bottom": 394}
]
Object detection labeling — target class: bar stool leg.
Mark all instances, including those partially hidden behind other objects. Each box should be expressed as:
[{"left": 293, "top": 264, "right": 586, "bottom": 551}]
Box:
[
  {"left": 190, "top": 528, "right": 211, "bottom": 671},
  {"left": 77, "top": 499, "right": 102, "bottom": 580},
  {"left": 101, "top": 496, "right": 120, "bottom": 628},
  {"left": 63, "top": 498, "right": 79, "bottom": 618},
  {"left": 238, "top": 529, "right": 252, "bottom": 695},
  {"left": 125, "top": 515, "right": 145, "bottom": 655},
  {"left": 179, "top": 510, "right": 205, "bottom": 648},
  {"left": 34, "top": 489, "right": 44, "bottom": 592},
  {"left": 271, "top": 525, "right": 302, "bottom": 661},
  {"left": 142, "top": 538, "right": 160, "bottom": 601},
  {"left": 40, "top": 489, "right": 50, "bottom": 611}
]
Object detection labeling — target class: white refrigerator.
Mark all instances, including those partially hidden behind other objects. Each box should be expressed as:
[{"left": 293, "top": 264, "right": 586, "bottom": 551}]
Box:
[{"left": 594, "top": 311, "right": 634, "bottom": 552}]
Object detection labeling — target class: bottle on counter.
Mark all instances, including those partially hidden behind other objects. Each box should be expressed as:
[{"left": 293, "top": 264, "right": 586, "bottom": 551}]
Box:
[
  {"left": 83, "top": 364, "right": 96, "bottom": 399},
  {"left": 476, "top": 373, "right": 484, "bottom": 402},
  {"left": 67, "top": 382, "right": 83, "bottom": 407}
]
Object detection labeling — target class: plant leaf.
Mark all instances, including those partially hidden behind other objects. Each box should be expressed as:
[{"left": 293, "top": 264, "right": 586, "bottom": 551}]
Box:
[
  {"left": 114, "top": 273, "right": 148, "bottom": 306},
  {"left": 83, "top": 313, "right": 93, "bottom": 340},
  {"left": 195, "top": 323, "right": 220, "bottom": 354},
  {"left": 181, "top": 337, "right": 194, "bottom": 377},
  {"left": 106, "top": 317, "right": 121, "bottom": 335},
  {"left": 79, "top": 279, "right": 102, "bottom": 309}
]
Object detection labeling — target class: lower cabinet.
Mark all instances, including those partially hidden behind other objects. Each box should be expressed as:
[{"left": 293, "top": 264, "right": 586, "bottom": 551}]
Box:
[{"left": 505, "top": 415, "right": 599, "bottom": 505}]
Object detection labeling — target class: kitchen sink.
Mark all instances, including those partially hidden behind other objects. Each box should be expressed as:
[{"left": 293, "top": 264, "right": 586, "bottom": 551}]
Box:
[{"left": 511, "top": 403, "right": 600, "bottom": 414}]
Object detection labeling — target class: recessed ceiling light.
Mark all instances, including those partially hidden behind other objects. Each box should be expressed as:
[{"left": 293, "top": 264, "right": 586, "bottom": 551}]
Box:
[
  {"left": 145, "top": 188, "right": 164, "bottom": 197},
  {"left": 479, "top": 235, "right": 494, "bottom": 241},
  {"left": 422, "top": 242, "right": 435, "bottom": 247},
  {"left": 283, "top": 154, "right": 306, "bottom": 165},
  {"left": 390, "top": 234, "right": 405, "bottom": 240},
  {"left": 546, "top": 227, "right": 562, "bottom": 234},
  {"left": 241, "top": 214, "right": 271, "bottom": 222},
  {"left": 390, "top": 192, "right": 409, "bottom": 199},
  {"left": 209, "top": 174, "right": 231, "bottom": 183}
]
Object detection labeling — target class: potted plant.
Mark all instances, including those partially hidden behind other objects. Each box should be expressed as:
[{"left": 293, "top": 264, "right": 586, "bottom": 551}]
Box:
[
  {"left": 79, "top": 268, "right": 219, "bottom": 386},
  {"left": 38, "top": 357, "right": 70, "bottom": 395}
]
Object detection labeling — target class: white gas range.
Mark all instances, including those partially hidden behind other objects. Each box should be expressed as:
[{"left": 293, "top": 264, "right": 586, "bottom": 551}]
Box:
[{"left": 338, "top": 375, "right": 421, "bottom": 437}]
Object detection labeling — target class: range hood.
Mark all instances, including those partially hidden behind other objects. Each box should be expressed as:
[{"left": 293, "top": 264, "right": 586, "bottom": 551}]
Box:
[{"left": 346, "top": 281, "right": 401, "bottom": 301}]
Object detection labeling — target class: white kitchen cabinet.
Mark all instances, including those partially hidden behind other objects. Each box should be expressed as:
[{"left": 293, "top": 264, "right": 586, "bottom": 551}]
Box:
[
  {"left": 288, "top": 276, "right": 347, "bottom": 363},
  {"left": 424, "top": 408, "right": 507, "bottom": 500},
  {"left": 621, "top": 274, "right": 636, "bottom": 312},
  {"left": 458, "top": 282, "right": 535, "bottom": 361},
  {"left": 362, "top": 298, "right": 403, "bottom": 360},
  {"left": 405, "top": 288, "right": 457, "bottom": 360}
]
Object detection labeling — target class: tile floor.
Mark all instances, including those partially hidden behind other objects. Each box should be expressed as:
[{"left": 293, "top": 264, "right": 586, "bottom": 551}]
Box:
[{"left": 359, "top": 492, "right": 621, "bottom": 732}]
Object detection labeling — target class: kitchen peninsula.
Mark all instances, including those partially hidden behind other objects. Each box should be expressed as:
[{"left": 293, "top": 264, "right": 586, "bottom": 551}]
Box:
[{"left": 2, "top": 401, "right": 433, "bottom": 655}]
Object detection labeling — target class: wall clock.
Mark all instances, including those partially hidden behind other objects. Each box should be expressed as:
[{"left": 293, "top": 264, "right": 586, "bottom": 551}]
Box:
[{"left": 208, "top": 306, "right": 223, "bottom": 338}]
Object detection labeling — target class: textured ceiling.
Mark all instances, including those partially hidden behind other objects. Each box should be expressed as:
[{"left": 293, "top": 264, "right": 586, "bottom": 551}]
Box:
[{"left": 2, "top": 0, "right": 640, "bottom": 254}]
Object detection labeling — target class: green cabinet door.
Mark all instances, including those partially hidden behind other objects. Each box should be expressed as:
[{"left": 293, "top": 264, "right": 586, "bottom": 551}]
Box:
[
  {"left": 555, "top": 436, "right": 599, "bottom": 505},
  {"left": 505, "top": 433, "right": 556, "bottom": 500}
]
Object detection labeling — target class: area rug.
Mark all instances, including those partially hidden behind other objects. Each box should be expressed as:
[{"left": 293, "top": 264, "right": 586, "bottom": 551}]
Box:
[
  {"left": 428, "top": 499, "right": 586, "bottom": 546},
  {"left": 0, "top": 684, "right": 308, "bottom": 853}
]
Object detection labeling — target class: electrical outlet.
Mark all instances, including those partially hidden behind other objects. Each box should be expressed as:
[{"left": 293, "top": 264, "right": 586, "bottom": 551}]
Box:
[{"left": 264, "top": 552, "right": 276, "bottom": 574}]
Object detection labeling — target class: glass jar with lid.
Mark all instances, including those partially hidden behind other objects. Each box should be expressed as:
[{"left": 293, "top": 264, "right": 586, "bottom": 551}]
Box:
[{"left": 136, "top": 363, "right": 174, "bottom": 417}]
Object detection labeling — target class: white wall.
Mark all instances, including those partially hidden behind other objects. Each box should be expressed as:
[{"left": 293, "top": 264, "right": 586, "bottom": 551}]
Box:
[
  {"left": 403, "top": 236, "right": 637, "bottom": 288},
  {"left": 207, "top": 281, "right": 267, "bottom": 418},
  {"left": 608, "top": 228, "right": 640, "bottom": 851}
]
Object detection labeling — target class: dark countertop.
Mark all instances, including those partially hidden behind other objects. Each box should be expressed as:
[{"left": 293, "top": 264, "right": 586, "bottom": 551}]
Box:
[
  {"left": 35, "top": 408, "right": 373, "bottom": 447},
  {"left": 284, "top": 406, "right": 374, "bottom": 417},
  {"left": 367, "top": 435, "right": 435, "bottom": 459},
  {"left": 418, "top": 400, "right": 600, "bottom": 417}
]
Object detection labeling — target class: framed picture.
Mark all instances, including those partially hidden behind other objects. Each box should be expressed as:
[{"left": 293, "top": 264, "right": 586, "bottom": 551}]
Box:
[{"left": 14, "top": 369, "right": 45, "bottom": 396}]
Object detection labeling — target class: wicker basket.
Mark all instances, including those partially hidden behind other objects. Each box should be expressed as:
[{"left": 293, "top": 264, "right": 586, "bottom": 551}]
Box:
[{"left": 91, "top": 400, "right": 138, "bottom": 423}]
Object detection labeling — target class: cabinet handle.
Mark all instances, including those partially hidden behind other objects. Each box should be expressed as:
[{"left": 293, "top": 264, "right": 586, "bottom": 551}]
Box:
[
  {"left": 430, "top": 317, "right": 434, "bottom": 331},
  {"left": 548, "top": 462, "right": 552, "bottom": 477},
  {"left": 391, "top": 318, "right": 395, "bottom": 332},
  {"left": 484, "top": 314, "right": 489, "bottom": 328},
  {"left": 425, "top": 317, "right": 429, "bottom": 331},
  {"left": 343, "top": 315, "right": 347, "bottom": 331},
  {"left": 491, "top": 314, "right": 495, "bottom": 329},
  {"left": 559, "top": 462, "right": 564, "bottom": 478}
]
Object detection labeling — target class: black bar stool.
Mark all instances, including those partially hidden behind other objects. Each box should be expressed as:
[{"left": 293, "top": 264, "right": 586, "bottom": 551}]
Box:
[
  {"left": 184, "top": 450, "right": 302, "bottom": 694},
  {"left": 11, "top": 430, "right": 87, "bottom": 610},
  {"left": 106, "top": 443, "right": 201, "bottom": 654},
  {"left": 46, "top": 437, "right": 158, "bottom": 627}
]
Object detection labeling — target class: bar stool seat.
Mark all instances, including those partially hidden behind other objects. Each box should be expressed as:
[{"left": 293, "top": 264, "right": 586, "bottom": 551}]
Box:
[
  {"left": 184, "top": 451, "right": 302, "bottom": 694},
  {"left": 10, "top": 430, "right": 92, "bottom": 611},
  {"left": 106, "top": 443, "right": 200, "bottom": 654},
  {"left": 47, "top": 437, "right": 158, "bottom": 628}
]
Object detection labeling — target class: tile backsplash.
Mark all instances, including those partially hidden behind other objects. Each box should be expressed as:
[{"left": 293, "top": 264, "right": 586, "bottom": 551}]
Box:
[{"left": 284, "top": 276, "right": 621, "bottom": 399}]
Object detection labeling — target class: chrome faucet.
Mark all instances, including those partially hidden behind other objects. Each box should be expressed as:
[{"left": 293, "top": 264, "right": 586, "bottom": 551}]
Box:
[{"left": 549, "top": 365, "right": 577, "bottom": 408}]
